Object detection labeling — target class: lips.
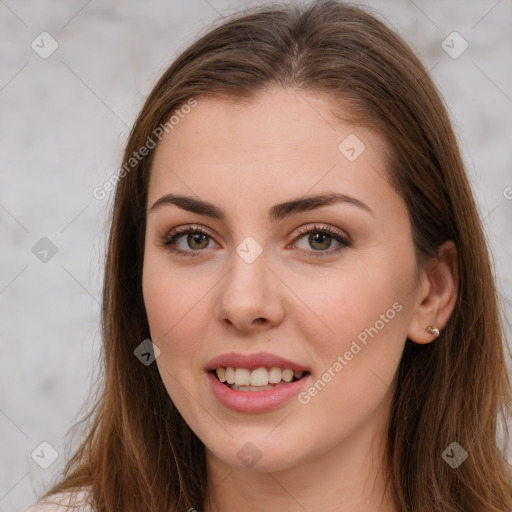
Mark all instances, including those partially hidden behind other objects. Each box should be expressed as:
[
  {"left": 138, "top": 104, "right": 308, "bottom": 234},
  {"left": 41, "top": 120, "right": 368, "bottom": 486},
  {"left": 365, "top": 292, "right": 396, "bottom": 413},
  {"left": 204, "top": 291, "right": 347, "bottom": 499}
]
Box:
[
  {"left": 206, "top": 352, "right": 311, "bottom": 373},
  {"left": 207, "top": 370, "right": 312, "bottom": 413}
]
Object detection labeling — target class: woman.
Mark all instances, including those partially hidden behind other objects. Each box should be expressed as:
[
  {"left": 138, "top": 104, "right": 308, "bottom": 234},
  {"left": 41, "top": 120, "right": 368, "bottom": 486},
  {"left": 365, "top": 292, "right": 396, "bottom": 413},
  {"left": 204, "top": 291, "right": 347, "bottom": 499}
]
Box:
[{"left": 28, "top": 1, "right": 512, "bottom": 511}]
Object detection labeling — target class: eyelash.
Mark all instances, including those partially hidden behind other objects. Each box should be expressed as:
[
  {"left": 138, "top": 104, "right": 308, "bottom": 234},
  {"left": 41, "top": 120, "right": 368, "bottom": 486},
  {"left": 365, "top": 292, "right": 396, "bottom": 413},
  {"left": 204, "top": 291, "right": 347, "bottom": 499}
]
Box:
[{"left": 159, "top": 224, "right": 351, "bottom": 259}]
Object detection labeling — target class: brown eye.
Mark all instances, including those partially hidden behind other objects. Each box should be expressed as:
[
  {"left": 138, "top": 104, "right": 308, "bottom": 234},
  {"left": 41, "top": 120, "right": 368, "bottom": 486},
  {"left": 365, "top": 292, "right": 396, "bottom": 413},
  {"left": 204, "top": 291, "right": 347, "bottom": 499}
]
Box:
[
  {"left": 293, "top": 224, "right": 351, "bottom": 257},
  {"left": 160, "top": 226, "right": 218, "bottom": 257},
  {"left": 307, "top": 232, "right": 333, "bottom": 251},
  {"left": 186, "top": 232, "right": 210, "bottom": 250}
]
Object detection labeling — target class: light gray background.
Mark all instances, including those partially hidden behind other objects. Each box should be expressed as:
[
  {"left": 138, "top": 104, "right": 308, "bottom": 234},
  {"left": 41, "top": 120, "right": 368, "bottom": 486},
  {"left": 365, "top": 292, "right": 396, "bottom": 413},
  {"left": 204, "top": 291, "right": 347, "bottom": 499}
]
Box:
[{"left": 1, "top": 1, "right": 511, "bottom": 511}]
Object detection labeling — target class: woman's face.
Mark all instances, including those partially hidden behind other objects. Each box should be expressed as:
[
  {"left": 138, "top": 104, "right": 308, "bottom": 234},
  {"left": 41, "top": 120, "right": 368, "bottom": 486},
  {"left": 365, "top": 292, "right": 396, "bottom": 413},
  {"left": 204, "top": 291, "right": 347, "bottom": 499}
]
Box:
[{"left": 142, "top": 87, "right": 424, "bottom": 473}]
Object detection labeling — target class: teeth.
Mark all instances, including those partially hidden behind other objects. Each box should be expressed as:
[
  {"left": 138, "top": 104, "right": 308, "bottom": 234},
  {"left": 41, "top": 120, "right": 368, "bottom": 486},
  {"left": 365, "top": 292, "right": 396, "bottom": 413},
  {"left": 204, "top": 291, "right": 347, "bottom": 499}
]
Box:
[
  {"left": 282, "top": 369, "right": 294, "bottom": 382},
  {"left": 250, "top": 367, "right": 268, "bottom": 386},
  {"left": 215, "top": 367, "right": 305, "bottom": 387},
  {"left": 225, "top": 367, "right": 235, "bottom": 384},
  {"left": 216, "top": 367, "right": 227, "bottom": 382},
  {"left": 234, "top": 368, "right": 251, "bottom": 386},
  {"left": 268, "top": 367, "right": 282, "bottom": 384}
]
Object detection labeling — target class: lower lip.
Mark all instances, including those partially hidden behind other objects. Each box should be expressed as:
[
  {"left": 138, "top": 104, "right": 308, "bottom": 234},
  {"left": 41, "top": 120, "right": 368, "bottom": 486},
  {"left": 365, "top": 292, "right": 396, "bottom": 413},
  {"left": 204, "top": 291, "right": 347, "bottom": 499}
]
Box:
[{"left": 207, "top": 371, "right": 311, "bottom": 413}]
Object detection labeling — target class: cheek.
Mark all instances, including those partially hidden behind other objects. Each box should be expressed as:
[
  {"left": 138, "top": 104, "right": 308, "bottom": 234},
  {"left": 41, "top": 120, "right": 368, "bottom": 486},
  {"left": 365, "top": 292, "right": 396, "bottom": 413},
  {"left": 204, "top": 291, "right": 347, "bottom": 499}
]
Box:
[
  {"left": 289, "top": 260, "right": 408, "bottom": 357},
  {"left": 284, "top": 257, "right": 412, "bottom": 426},
  {"left": 142, "top": 257, "right": 212, "bottom": 414},
  {"left": 142, "top": 253, "right": 208, "bottom": 361},
  {"left": 290, "top": 269, "right": 406, "bottom": 441}
]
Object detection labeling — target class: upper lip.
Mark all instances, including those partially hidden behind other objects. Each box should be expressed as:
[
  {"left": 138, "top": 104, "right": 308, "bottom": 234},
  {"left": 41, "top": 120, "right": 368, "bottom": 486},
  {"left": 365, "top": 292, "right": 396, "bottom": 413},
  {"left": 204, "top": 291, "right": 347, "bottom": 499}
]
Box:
[{"left": 206, "top": 352, "right": 311, "bottom": 372}]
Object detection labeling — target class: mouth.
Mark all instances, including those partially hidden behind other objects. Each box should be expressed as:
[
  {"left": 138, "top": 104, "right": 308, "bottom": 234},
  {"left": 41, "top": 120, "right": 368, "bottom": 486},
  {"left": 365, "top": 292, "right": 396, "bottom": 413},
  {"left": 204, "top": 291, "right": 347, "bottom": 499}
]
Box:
[
  {"left": 209, "top": 367, "right": 311, "bottom": 392},
  {"left": 207, "top": 365, "right": 313, "bottom": 413}
]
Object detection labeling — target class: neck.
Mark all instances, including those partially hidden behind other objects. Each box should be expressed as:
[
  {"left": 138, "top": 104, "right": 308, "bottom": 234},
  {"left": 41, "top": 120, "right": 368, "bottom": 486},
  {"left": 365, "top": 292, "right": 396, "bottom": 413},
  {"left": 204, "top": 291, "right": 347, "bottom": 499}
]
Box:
[{"left": 203, "top": 396, "right": 397, "bottom": 512}]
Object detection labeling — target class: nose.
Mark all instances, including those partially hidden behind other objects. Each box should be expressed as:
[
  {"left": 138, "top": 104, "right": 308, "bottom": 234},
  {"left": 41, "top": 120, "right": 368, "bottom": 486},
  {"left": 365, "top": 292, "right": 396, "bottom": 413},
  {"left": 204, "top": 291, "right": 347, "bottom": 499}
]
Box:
[{"left": 215, "top": 250, "right": 285, "bottom": 333}]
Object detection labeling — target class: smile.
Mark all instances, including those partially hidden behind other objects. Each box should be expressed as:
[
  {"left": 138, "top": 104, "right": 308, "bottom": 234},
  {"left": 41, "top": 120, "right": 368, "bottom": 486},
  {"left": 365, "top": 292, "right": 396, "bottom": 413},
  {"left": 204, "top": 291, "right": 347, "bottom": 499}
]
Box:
[
  {"left": 216, "top": 366, "right": 306, "bottom": 389},
  {"left": 208, "top": 367, "right": 311, "bottom": 413}
]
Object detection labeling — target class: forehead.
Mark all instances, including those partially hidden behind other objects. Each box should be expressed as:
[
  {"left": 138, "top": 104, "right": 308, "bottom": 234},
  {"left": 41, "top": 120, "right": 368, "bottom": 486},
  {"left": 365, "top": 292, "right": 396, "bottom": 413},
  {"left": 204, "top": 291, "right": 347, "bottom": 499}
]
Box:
[{"left": 148, "top": 88, "right": 396, "bottom": 217}]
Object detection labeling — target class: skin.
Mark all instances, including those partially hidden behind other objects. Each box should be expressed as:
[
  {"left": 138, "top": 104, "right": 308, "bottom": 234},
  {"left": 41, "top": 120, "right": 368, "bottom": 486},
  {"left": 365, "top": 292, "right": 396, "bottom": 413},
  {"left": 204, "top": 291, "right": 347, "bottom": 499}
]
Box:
[{"left": 142, "top": 87, "right": 458, "bottom": 512}]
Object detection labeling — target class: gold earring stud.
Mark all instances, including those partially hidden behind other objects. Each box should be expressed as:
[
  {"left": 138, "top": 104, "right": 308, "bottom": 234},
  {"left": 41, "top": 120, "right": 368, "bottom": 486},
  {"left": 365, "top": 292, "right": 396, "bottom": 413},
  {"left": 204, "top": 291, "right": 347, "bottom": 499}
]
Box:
[{"left": 426, "top": 325, "right": 440, "bottom": 336}]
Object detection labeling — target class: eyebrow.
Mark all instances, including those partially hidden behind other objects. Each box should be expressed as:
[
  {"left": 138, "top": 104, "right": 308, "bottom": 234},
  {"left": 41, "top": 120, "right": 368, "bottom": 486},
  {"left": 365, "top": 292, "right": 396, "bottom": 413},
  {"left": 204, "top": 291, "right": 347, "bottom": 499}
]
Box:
[{"left": 148, "top": 192, "right": 373, "bottom": 221}]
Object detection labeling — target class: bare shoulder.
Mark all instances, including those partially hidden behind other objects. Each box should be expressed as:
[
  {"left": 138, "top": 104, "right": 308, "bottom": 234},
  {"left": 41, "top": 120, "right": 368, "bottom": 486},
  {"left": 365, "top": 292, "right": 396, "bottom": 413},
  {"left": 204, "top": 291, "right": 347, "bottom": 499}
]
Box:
[{"left": 27, "top": 489, "right": 94, "bottom": 512}]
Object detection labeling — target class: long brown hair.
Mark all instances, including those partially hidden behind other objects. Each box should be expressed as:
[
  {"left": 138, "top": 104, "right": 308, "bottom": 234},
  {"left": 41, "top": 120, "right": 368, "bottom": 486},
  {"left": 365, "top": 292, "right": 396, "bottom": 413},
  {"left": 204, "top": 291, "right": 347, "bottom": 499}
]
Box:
[{"left": 38, "top": 1, "right": 512, "bottom": 510}]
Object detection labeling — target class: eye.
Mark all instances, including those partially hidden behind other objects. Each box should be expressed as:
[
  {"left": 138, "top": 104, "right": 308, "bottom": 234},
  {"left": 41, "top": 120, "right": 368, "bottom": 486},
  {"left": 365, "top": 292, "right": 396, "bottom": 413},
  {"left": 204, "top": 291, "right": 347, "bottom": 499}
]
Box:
[
  {"left": 291, "top": 224, "right": 351, "bottom": 257},
  {"left": 159, "top": 225, "right": 218, "bottom": 257},
  {"left": 159, "top": 223, "right": 351, "bottom": 258}
]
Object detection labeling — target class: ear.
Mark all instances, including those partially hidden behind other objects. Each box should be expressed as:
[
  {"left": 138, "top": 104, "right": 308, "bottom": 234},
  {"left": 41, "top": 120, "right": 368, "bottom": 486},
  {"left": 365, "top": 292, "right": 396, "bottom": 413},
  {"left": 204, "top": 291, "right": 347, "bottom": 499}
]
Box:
[{"left": 407, "top": 240, "right": 459, "bottom": 344}]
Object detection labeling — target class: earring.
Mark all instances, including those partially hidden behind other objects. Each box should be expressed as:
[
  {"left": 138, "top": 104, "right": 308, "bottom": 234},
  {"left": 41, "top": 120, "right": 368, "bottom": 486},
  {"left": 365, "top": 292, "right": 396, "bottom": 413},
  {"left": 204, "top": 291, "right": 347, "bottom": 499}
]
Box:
[{"left": 425, "top": 325, "right": 440, "bottom": 337}]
